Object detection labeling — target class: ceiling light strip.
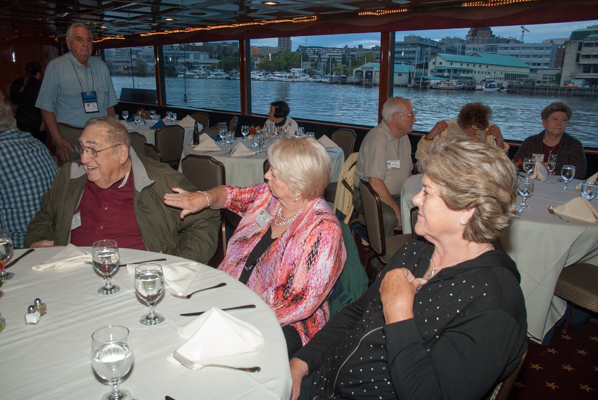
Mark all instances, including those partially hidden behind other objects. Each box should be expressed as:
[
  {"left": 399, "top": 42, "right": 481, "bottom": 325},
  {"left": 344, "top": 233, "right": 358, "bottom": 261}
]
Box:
[
  {"left": 463, "top": 0, "right": 538, "bottom": 7},
  {"left": 358, "top": 8, "right": 408, "bottom": 16}
]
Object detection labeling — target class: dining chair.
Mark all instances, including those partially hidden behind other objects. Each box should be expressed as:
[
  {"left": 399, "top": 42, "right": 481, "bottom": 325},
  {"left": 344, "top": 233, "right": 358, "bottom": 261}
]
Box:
[
  {"left": 144, "top": 143, "right": 163, "bottom": 162},
  {"left": 190, "top": 111, "right": 210, "bottom": 129},
  {"left": 129, "top": 132, "right": 147, "bottom": 156},
  {"left": 553, "top": 263, "right": 598, "bottom": 333},
  {"left": 228, "top": 116, "right": 238, "bottom": 134},
  {"left": 331, "top": 128, "right": 356, "bottom": 162},
  {"left": 485, "top": 346, "right": 527, "bottom": 400},
  {"left": 201, "top": 126, "right": 220, "bottom": 138},
  {"left": 154, "top": 125, "right": 184, "bottom": 169}
]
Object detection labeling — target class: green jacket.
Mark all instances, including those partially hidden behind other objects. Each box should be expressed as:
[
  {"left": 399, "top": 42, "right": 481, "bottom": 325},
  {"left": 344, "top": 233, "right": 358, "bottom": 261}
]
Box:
[{"left": 24, "top": 149, "right": 221, "bottom": 264}]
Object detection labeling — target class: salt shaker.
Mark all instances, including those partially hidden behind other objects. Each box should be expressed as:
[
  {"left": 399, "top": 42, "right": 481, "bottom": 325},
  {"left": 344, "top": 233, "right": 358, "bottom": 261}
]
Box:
[
  {"left": 25, "top": 305, "right": 41, "bottom": 325},
  {"left": 34, "top": 298, "right": 47, "bottom": 315}
]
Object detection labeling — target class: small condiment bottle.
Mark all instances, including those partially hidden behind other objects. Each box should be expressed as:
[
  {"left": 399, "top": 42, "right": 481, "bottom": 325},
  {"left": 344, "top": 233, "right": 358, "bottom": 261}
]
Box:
[
  {"left": 193, "top": 122, "right": 200, "bottom": 145},
  {"left": 25, "top": 305, "right": 41, "bottom": 325},
  {"left": 34, "top": 298, "right": 47, "bottom": 315}
]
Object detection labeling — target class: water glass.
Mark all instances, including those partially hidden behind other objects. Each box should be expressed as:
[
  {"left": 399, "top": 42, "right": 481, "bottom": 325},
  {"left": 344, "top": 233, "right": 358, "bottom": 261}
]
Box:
[
  {"left": 306, "top": 132, "right": 315, "bottom": 138},
  {"left": 523, "top": 158, "right": 535, "bottom": 180},
  {"left": 581, "top": 180, "right": 597, "bottom": 201},
  {"left": 92, "top": 239, "right": 120, "bottom": 295},
  {"left": 254, "top": 133, "right": 264, "bottom": 152},
  {"left": 134, "top": 264, "right": 165, "bottom": 325},
  {"left": 546, "top": 154, "right": 557, "bottom": 184},
  {"left": 92, "top": 325, "right": 134, "bottom": 400},
  {"left": 133, "top": 114, "right": 141, "bottom": 125},
  {"left": 219, "top": 127, "right": 227, "bottom": 145},
  {"left": 121, "top": 111, "right": 129, "bottom": 121},
  {"left": 114, "top": 114, "right": 119, "bottom": 121},
  {"left": 560, "top": 165, "right": 576, "bottom": 190},
  {"left": 517, "top": 179, "right": 534, "bottom": 208},
  {"left": 166, "top": 111, "right": 173, "bottom": 124},
  {"left": 226, "top": 131, "right": 235, "bottom": 148},
  {"left": 298, "top": 127, "right": 305, "bottom": 136},
  {"left": 172, "top": 112, "right": 177, "bottom": 123},
  {"left": 0, "top": 229, "right": 14, "bottom": 281},
  {"left": 241, "top": 125, "right": 249, "bottom": 139},
  {"left": 149, "top": 110, "right": 156, "bottom": 120}
]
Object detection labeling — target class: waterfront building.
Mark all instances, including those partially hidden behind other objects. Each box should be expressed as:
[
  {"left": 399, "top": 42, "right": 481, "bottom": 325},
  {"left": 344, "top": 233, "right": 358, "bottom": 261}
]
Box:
[
  {"left": 439, "top": 37, "right": 467, "bottom": 56},
  {"left": 394, "top": 35, "right": 440, "bottom": 77},
  {"left": 428, "top": 53, "right": 530, "bottom": 85},
  {"left": 351, "top": 63, "right": 411, "bottom": 86},
  {"left": 466, "top": 40, "right": 557, "bottom": 70},
  {"left": 466, "top": 27, "right": 495, "bottom": 44},
  {"left": 560, "top": 25, "right": 598, "bottom": 86}
]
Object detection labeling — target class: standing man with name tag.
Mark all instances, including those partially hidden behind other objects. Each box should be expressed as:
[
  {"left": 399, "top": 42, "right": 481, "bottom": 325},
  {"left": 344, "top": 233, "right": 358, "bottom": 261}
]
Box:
[
  {"left": 353, "top": 97, "right": 414, "bottom": 239},
  {"left": 36, "top": 23, "right": 117, "bottom": 162}
]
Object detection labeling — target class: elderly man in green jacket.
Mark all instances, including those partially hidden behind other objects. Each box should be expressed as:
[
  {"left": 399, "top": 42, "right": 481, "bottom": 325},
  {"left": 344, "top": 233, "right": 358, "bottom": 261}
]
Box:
[{"left": 25, "top": 116, "right": 220, "bottom": 264}]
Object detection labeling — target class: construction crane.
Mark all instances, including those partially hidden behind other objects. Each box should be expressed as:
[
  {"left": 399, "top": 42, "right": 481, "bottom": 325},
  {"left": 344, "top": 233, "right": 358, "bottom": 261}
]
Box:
[{"left": 521, "top": 26, "right": 530, "bottom": 42}]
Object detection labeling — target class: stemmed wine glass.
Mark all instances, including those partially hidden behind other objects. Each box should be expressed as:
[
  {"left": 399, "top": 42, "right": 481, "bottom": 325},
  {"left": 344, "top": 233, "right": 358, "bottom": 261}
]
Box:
[
  {"left": 560, "top": 165, "right": 576, "bottom": 190},
  {"left": 581, "top": 180, "right": 597, "bottom": 201},
  {"left": 226, "top": 131, "right": 234, "bottom": 149},
  {"left": 518, "top": 179, "right": 534, "bottom": 208},
  {"left": 218, "top": 127, "right": 227, "bottom": 146},
  {"left": 241, "top": 125, "right": 249, "bottom": 139},
  {"left": 0, "top": 229, "right": 14, "bottom": 281},
  {"left": 149, "top": 110, "right": 156, "bottom": 120},
  {"left": 523, "top": 158, "right": 535, "bottom": 181},
  {"left": 134, "top": 264, "right": 165, "bottom": 325},
  {"left": 166, "top": 111, "right": 173, "bottom": 124},
  {"left": 172, "top": 112, "right": 177, "bottom": 123},
  {"left": 92, "top": 239, "right": 121, "bottom": 295},
  {"left": 133, "top": 114, "right": 141, "bottom": 125},
  {"left": 121, "top": 111, "right": 129, "bottom": 122},
  {"left": 92, "top": 325, "right": 134, "bottom": 400},
  {"left": 546, "top": 154, "right": 557, "bottom": 184}
]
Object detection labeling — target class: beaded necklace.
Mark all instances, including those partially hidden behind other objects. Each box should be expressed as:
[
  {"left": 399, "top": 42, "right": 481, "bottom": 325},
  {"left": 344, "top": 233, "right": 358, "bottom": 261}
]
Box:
[{"left": 273, "top": 206, "right": 303, "bottom": 227}]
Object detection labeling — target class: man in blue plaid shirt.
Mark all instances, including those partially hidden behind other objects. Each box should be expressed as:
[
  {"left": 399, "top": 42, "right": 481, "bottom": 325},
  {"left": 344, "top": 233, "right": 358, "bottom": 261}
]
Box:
[{"left": 0, "top": 100, "right": 58, "bottom": 248}]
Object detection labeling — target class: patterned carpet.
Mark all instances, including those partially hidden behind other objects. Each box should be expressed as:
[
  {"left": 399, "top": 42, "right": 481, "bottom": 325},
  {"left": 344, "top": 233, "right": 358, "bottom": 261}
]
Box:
[{"left": 508, "top": 321, "right": 598, "bottom": 400}]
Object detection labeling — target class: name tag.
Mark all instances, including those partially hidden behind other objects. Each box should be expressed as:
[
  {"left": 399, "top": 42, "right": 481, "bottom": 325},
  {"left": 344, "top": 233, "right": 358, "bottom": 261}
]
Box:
[
  {"left": 255, "top": 209, "right": 273, "bottom": 228},
  {"left": 82, "top": 91, "right": 99, "bottom": 113},
  {"left": 71, "top": 211, "right": 82, "bottom": 230},
  {"left": 387, "top": 160, "right": 401, "bottom": 169},
  {"left": 532, "top": 154, "right": 544, "bottom": 163}
]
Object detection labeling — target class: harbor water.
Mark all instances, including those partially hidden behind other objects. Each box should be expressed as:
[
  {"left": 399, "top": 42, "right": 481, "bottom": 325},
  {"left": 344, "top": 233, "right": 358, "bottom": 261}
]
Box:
[{"left": 112, "top": 76, "right": 598, "bottom": 149}]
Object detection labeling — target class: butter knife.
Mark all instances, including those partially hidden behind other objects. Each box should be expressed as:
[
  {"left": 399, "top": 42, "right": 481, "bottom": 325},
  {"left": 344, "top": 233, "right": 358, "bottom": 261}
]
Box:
[
  {"left": 180, "top": 304, "right": 256, "bottom": 316},
  {"left": 120, "top": 258, "right": 167, "bottom": 267},
  {"left": 5, "top": 248, "right": 34, "bottom": 269}
]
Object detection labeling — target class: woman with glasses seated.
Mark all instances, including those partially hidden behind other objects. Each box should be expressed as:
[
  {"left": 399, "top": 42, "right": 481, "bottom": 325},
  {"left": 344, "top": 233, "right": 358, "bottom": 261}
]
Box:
[
  {"left": 415, "top": 102, "right": 509, "bottom": 160},
  {"left": 165, "top": 138, "right": 346, "bottom": 357},
  {"left": 263, "top": 100, "right": 298, "bottom": 136}
]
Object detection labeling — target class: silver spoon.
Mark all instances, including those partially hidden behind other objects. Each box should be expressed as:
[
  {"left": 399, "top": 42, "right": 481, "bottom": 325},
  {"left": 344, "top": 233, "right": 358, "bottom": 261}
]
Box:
[{"left": 171, "top": 282, "right": 227, "bottom": 299}]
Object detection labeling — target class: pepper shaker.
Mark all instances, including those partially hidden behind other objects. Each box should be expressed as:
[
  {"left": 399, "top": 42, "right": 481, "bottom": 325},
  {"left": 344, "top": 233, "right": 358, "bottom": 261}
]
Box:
[
  {"left": 25, "top": 305, "right": 41, "bottom": 325},
  {"left": 34, "top": 298, "right": 47, "bottom": 315}
]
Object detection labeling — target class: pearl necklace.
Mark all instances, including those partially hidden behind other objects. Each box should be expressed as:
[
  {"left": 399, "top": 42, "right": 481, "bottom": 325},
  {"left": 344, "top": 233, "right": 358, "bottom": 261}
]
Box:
[
  {"left": 273, "top": 206, "right": 302, "bottom": 227},
  {"left": 427, "top": 244, "right": 493, "bottom": 279}
]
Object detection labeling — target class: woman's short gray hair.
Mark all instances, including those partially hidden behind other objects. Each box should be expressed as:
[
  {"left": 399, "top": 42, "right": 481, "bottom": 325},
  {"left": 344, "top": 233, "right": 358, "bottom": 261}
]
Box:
[
  {"left": 267, "top": 137, "right": 331, "bottom": 200},
  {"left": 416, "top": 136, "right": 517, "bottom": 243}
]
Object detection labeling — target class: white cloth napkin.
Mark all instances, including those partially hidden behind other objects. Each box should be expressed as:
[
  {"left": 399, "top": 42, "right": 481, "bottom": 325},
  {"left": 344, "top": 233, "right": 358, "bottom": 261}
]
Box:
[
  {"left": 127, "top": 261, "right": 203, "bottom": 296},
  {"left": 554, "top": 197, "right": 598, "bottom": 222},
  {"left": 178, "top": 115, "right": 196, "bottom": 128},
  {"left": 318, "top": 135, "right": 339, "bottom": 149},
  {"left": 169, "top": 308, "right": 264, "bottom": 368},
  {"left": 530, "top": 162, "right": 548, "bottom": 181},
  {"left": 193, "top": 133, "right": 221, "bottom": 152},
  {"left": 229, "top": 142, "right": 255, "bottom": 157},
  {"left": 576, "top": 172, "right": 598, "bottom": 190},
  {"left": 32, "top": 244, "right": 91, "bottom": 271}
]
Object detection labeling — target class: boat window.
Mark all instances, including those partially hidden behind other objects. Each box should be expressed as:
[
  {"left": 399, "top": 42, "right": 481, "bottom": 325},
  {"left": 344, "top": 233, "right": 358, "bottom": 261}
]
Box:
[{"left": 105, "top": 46, "right": 157, "bottom": 104}]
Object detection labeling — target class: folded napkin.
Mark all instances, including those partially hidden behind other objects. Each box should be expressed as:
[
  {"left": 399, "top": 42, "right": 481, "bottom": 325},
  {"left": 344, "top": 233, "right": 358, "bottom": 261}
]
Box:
[
  {"left": 32, "top": 244, "right": 91, "bottom": 271},
  {"left": 229, "top": 142, "right": 255, "bottom": 157},
  {"left": 318, "top": 135, "right": 339, "bottom": 149},
  {"left": 169, "top": 308, "right": 264, "bottom": 367},
  {"left": 193, "top": 133, "right": 221, "bottom": 152},
  {"left": 151, "top": 120, "right": 165, "bottom": 129},
  {"left": 127, "top": 261, "right": 203, "bottom": 296},
  {"left": 530, "top": 162, "right": 548, "bottom": 181},
  {"left": 554, "top": 197, "right": 598, "bottom": 222},
  {"left": 178, "top": 115, "right": 196, "bottom": 128},
  {"left": 127, "top": 114, "right": 135, "bottom": 122},
  {"left": 576, "top": 172, "right": 598, "bottom": 190}
]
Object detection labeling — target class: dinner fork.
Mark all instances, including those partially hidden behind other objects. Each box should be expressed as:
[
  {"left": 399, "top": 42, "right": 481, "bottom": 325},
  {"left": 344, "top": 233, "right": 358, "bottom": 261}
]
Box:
[
  {"left": 547, "top": 205, "right": 568, "bottom": 222},
  {"left": 173, "top": 352, "right": 261, "bottom": 372},
  {"left": 170, "top": 282, "right": 227, "bottom": 299}
]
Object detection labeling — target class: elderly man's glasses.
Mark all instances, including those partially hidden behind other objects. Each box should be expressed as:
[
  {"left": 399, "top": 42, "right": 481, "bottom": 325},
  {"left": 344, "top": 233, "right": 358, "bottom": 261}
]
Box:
[
  {"left": 402, "top": 112, "right": 416, "bottom": 119},
  {"left": 75, "top": 143, "right": 120, "bottom": 158}
]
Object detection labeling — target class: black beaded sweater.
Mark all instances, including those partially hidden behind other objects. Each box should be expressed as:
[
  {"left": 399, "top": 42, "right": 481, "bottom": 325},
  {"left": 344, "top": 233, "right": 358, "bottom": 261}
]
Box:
[{"left": 294, "top": 239, "right": 527, "bottom": 400}]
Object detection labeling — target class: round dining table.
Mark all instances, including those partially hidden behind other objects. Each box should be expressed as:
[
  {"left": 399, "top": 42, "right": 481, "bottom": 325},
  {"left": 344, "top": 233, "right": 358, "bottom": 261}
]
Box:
[
  {"left": 0, "top": 247, "right": 292, "bottom": 399},
  {"left": 400, "top": 174, "right": 598, "bottom": 343}
]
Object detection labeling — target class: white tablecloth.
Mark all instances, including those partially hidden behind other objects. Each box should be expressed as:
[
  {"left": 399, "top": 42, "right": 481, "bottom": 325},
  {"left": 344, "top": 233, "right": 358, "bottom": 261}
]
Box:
[
  {"left": 400, "top": 174, "right": 598, "bottom": 343},
  {"left": 123, "top": 121, "right": 196, "bottom": 147},
  {"left": 0, "top": 248, "right": 291, "bottom": 399},
  {"left": 179, "top": 137, "right": 344, "bottom": 188}
]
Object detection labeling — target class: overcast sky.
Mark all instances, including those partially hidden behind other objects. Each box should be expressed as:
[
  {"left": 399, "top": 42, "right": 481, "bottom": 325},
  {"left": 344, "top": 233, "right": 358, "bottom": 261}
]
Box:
[{"left": 251, "top": 19, "right": 598, "bottom": 50}]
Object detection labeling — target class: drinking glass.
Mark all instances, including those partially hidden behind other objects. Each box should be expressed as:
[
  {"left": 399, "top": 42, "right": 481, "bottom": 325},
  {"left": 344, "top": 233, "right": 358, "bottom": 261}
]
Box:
[
  {"left": 254, "top": 133, "right": 264, "bottom": 152},
  {"left": 166, "top": 111, "right": 173, "bottom": 124},
  {"left": 298, "top": 127, "right": 305, "bottom": 136},
  {"left": 92, "top": 325, "right": 134, "bottom": 400},
  {"left": 241, "top": 125, "right": 249, "bottom": 139},
  {"left": 172, "top": 112, "right": 177, "bottom": 123},
  {"left": 517, "top": 179, "right": 534, "bottom": 208},
  {"left": 134, "top": 264, "right": 165, "bottom": 325},
  {"left": 546, "top": 154, "right": 557, "bottom": 184},
  {"left": 581, "top": 180, "right": 597, "bottom": 201},
  {"left": 121, "top": 111, "right": 129, "bottom": 121},
  {"left": 523, "top": 158, "right": 535, "bottom": 181},
  {"left": 114, "top": 114, "right": 119, "bottom": 121},
  {"left": 149, "top": 110, "right": 156, "bottom": 120},
  {"left": 133, "top": 114, "right": 141, "bottom": 125},
  {"left": 560, "top": 165, "right": 576, "bottom": 190},
  {"left": 92, "top": 239, "right": 120, "bottom": 295},
  {"left": 218, "top": 127, "right": 227, "bottom": 146},
  {"left": 306, "top": 132, "right": 315, "bottom": 138},
  {"left": 226, "top": 131, "right": 234, "bottom": 149},
  {"left": 0, "top": 229, "right": 14, "bottom": 281}
]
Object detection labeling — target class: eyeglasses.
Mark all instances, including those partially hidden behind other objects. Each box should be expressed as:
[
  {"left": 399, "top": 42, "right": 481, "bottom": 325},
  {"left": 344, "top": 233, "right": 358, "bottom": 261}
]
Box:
[
  {"left": 403, "top": 112, "right": 416, "bottom": 119},
  {"left": 75, "top": 143, "right": 121, "bottom": 158}
]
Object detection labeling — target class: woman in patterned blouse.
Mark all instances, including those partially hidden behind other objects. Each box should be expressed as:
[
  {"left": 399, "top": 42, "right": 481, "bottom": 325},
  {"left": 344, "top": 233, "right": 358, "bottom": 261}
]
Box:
[{"left": 165, "top": 137, "right": 346, "bottom": 357}]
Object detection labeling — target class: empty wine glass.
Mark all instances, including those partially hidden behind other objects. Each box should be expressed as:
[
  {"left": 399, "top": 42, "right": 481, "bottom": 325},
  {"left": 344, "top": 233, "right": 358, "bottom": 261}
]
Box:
[
  {"left": 92, "top": 239, "right": 120, "bottom": 295},
  {"left": 0, "top": 229, "right": 14, "bottom": 281},
  {"left": 172, "top": 112, "right": 177, "bottom": 123},
  {"left": 560, "top": 165, "right": 576, "bottom": 190},
  {"left": 134, "top": 264, "right": 165, "bottom": 325},
  {"left": 149, "top": 110, "right": 156, "bottom": 120},
  {"left": 517, "top": 179, "right": 534, "bottom": 208},
  {"left": 226, "top": 131, "right": 235, "bottom": 149},
  {"left": 546, "top": 154, "right": 557, "bottom": 184},
  {"left": 241, "top": 125, "right": 249, "bottom": 139},
  {"left": 581, "top": 180, "right": 597, "bottom": 201},
  {"left": 121, "top": 111, "right": 129, "bottom": 121},
  {"left": 133, "top": 114, "right": 141, "bottom": 125},
  {"left": 166, "top": 111, "right": 173, "bottom": 124},
  {"left": 92, "top": 325, "right": 134, "bottom": 400},
  {"left": 523, "top": 158, "right": 535, "bottom": 181},
  {"left": 218, "top": 127, "right": 227, "bottom": 146}
]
